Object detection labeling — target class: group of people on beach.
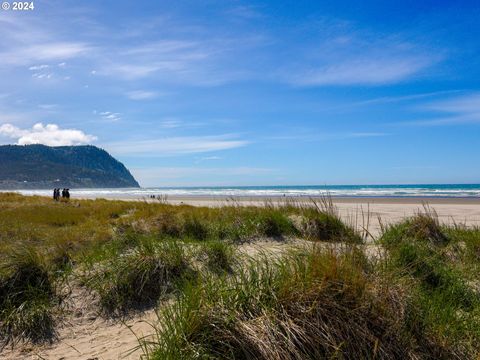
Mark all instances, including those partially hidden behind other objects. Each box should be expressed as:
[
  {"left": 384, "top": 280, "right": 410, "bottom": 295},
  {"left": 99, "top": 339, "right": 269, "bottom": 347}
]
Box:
[{"left": 53, "top": 188, "right": 70, "bottom": 201}]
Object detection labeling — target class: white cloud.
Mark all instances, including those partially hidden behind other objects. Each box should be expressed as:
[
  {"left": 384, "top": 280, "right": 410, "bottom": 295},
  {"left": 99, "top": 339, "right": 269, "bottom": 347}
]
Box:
[
  {"left": 104, "top": 135, "right": 249, "bottom": 156},
  {"left": 32, "top": 72, "right": 53, "bottom": 79},
  {"left": 126, "top": 90, "right": 158, "bottom": 100},
  {"left": 98, "top": 111, "right": 121, "bottom": 122},
  {"left": 28, "top": 64, "right": 49, "bottom": 71},
  {"left": 0, "top": 123, "right": 97, "bottom": 146}
]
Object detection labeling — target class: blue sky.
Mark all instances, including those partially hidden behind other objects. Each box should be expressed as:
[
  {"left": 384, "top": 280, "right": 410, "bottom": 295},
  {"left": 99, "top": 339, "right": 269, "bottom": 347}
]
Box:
[{"left": 0, "top": 0, "right": 480, "bottom": 186}]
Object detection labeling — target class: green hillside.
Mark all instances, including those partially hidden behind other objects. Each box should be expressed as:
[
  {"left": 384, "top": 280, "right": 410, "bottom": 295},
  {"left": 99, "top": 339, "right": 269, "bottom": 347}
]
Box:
[{"left": 0, "top": 144, "right": 140, "bottom": 189}]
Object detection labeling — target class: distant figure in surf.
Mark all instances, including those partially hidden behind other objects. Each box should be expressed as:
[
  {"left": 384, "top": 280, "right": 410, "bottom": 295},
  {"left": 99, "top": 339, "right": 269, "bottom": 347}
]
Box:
[
  {"left": 62, "top": 188, "right": 66, "bottom": 199},
  {"left": 66, "top": 189, "right": 70, "bottom": 199}
]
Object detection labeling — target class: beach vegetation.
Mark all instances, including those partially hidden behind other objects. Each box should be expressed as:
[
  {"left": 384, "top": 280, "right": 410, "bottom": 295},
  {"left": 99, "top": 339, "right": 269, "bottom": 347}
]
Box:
[
  {"left": 1, "top": 193, "right": 479, "bottom": 359},
  {"left": 0, "top": 247, "right": 60, "bottom": 344}
]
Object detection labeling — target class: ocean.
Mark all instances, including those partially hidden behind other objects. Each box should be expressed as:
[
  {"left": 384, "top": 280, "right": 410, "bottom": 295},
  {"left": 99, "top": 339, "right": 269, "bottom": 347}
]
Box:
[{"left": 8, "top": 184, "right": 480, "bottom": 198}]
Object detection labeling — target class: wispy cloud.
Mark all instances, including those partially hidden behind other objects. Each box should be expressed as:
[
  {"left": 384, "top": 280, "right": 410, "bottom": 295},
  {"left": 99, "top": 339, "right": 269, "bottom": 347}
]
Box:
[
  {"left": 290, "top": 56, "right": 434, "bottom": 86},
  {"left": 104, "top": 135, "right": 249, "bottom": 156},
  {"left": 98, "top": 36, "right": 259, "bottom": 84},
  {"left": 195, "top": 155, "right": 223, "bottom": 163},
  {"left": 28, "top": 64, "right": 49, "bottom": 71},
  {"left": 2, "top": 42, "right": 91, "bottom": 66},
  {"left": 38, "top": 104, "right": 59, "bottom": 111},
  {"left": 425, "top": 93, "right": 480, "bottom": 114},
  {"left": 158, "top": 118, "right": 183, "bottom": 128},
  {"left": 32, "top": 72, "right": 54, "bottom": 80},
  {"left": 27, "top": 62, "right": 72, "bottom": 81},
  {"left": 0, "top": 123, "right": 97, "bottom": 146},
  {"left": 348, "top": 90, "right": 463, "bottom": 107},
  {"left": 347, "top": 132, "right": 388, "bottom": 138},
  {"left": 284, "top": 21, "right": 442, "bottom": 87},
  {"left": 403, "top": 93, "right": 480, "bottom": 126},
  {"left": 226, "top": 5, "right": 264, "bottom": 20},
  {"left": 126, "top": 90, "right": 159, "bottom": 100},
  {"left": 1, "top": 7, "right": 437, "bottom": 90},
  {"left": 267, "top": 131, "right": 389, "bottom": 141},
  {"left": 131, "top": 166, "right": 274, "bottom": 186},
  {"left": 95, "top": 111, "right": 122, "bottom": 122}
]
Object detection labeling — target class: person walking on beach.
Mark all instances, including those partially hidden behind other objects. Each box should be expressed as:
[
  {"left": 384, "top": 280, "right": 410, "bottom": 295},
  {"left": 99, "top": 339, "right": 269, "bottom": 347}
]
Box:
[
  {"left": 66, "top": 189, "right": 70, "bottom": 199},
  {"left": 61, "top": 188, "right": 66, "bottom": 199},
  {"left": 53, "top": 188, "right": 58, "bottom": 201}
]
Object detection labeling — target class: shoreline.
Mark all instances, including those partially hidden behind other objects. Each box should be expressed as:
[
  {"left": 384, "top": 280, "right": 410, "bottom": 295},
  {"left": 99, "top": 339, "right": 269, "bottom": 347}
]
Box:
[{"left": 78, "top": 194, "right": 480, "bottom": 205}]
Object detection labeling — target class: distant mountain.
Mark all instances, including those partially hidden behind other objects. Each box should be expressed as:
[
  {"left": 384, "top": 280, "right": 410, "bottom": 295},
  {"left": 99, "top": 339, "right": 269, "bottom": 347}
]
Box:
[{"left": 0, "top": 144, "right": 140, "bottom": 189}]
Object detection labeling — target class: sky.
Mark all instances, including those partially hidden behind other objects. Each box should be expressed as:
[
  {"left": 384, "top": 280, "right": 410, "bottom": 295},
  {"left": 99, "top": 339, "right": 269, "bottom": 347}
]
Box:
[{"left": 0, "top": 0, "right": 480, "bottom": 187}]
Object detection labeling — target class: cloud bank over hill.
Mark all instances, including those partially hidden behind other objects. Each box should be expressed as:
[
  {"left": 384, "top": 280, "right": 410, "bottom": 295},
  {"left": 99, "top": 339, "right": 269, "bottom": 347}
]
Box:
[{"left": 0, "top": 123, "right": 97, "bottom": 146}]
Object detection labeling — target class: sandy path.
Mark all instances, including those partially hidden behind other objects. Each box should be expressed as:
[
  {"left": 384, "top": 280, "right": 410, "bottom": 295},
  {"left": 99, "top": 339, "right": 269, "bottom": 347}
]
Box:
[{"left": 2, "top": 312, "right": 156, "bottom": 360}]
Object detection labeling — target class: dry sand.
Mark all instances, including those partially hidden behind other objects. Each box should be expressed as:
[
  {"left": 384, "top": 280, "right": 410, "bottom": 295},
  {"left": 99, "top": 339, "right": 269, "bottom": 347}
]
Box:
[{"left": 1, "top": 281, "right": 157, "bottom": 360}]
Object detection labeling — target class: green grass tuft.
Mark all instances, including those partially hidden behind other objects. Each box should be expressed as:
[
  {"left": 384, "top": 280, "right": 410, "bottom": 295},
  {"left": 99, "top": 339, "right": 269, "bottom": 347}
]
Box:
[
  {"left": 380, "top": 213, "right": 480, "bottom": 356},
  {"left": 201, "top": 240, "right": 236, "bottom": 274},
  {"left": 301, "top": 209, "right": 362, "bottom": 243},
  {"left": 84, "top": 239, "right": 192, "bottom": 315},
  {"left": 0, "top": 248, "right": 58, "bottom": 343},
  {"left": 148, "top": 247, "right": 457, "bottom": 359}
]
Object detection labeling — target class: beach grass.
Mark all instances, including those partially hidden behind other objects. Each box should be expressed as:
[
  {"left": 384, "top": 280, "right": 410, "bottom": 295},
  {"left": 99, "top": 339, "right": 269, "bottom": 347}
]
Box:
[
  {"left": 379, "top": 208, "right": 480, "bottom": 357},
  {"left": 82, "top": 237, "right": 192, "bottom": 315},
  {"left": 0, "top": 193, "right": 479, "bottom": 359},
  {"left": 147, "top": 246, "right": 459, "bottom": 359}
]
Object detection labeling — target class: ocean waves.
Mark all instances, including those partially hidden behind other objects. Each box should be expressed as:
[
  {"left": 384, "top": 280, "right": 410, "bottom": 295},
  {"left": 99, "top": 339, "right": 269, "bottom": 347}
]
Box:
[{"left": 7, "top": 184, "right": 480, "bottom": 198}]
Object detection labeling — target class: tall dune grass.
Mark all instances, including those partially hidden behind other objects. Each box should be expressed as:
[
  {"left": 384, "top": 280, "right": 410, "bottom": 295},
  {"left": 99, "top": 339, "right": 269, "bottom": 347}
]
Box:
[
  {"left": 1, "top": 193, "right": 479, "bottom": 359},
  {"left": 147, "top": 247, "right": 459, "bottom": 359}
]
